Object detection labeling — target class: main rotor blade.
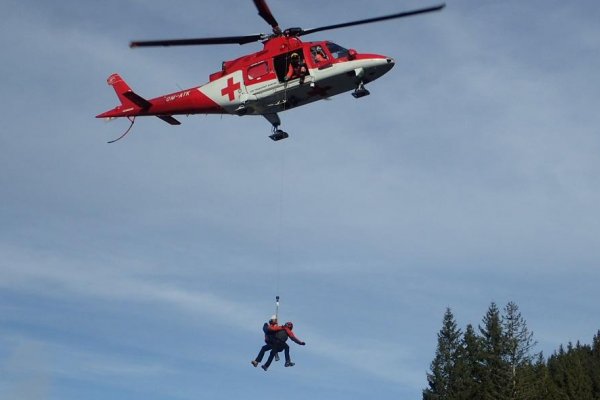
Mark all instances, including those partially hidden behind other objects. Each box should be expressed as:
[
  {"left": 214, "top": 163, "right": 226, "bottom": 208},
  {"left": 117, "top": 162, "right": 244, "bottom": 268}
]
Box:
[
  {"left": 253, "top": 0, "right": 281, "bottom": 33},
  {"left": 130, "top": 34, "right": 266, "bottom": 48},
  {"left": 300, "top": 4, "right": 445, "bottom": 37}
]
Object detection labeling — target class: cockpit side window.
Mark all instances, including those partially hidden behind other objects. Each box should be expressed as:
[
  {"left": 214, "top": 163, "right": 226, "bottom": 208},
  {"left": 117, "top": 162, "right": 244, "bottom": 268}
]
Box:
[
  {"left": 310, "top": 45, "right": 329, "bottom": 64},
  {"left": 247, "top": 61, "right": 269, "bottom": 80},
  {"left": 326, "top": 42, "right": 349, "bottom": 59}
]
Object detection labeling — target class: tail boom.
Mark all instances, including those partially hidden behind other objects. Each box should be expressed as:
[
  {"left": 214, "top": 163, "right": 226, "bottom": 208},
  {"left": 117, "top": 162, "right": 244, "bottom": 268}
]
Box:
[{"left": 96, "top": 73, "right": 225, "bottom": 122}]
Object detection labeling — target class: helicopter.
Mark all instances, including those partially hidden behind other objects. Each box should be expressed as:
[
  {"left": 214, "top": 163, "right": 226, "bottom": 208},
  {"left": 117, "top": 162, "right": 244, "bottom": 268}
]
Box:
[{"left": 96, "top": 0, "right": 445, "bottom": 142}]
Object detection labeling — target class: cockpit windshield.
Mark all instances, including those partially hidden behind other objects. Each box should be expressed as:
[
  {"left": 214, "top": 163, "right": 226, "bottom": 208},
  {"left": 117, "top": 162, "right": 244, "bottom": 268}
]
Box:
[{"left": 326, "top": 42, "right": 349, "bottom": 59}]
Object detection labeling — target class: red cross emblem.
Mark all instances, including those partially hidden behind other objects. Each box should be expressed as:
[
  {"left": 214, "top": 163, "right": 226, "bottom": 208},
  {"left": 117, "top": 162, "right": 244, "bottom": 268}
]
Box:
[{"left": 221, "top": 77, "right": 241, "bottom": 101}]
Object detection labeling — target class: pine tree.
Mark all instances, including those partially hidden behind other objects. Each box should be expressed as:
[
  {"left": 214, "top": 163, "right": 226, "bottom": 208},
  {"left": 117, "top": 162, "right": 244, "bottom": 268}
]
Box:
[
  {"left": 591, "top": 331, "right": 600, "bottom": 399},
  {"left": 564, "top": 342, "right": 594, "bottom": 400},
  {"left": 529, "top": 352, "right": 566, "bottom": 400},
  {"left": 548, "top": 345, "right": 569, "bottom": 398},
  {"left": 502, "top": 301, "right": 537, "bottom": 399},
  {"left": 454, "top": 324, "right": 483, "bottom": 399},
  {"left": 423, "top": 308, "right": 462, "bottom": 400},
  {"left": 479, "top": 302, "right": 511, "bottom": 400},
  {"left": 548, "top": 342, "right": 596, "bottom": 400}
]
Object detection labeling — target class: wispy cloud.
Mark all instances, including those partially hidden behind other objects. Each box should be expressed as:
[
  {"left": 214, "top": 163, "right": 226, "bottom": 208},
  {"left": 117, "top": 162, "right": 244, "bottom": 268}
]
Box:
[{"left": 1, "top": 243, "right": 420, "bottom": 384}]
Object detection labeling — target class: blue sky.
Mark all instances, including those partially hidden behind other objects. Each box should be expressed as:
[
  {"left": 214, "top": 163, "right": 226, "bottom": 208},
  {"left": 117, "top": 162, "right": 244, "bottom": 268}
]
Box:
[{"left": 1, "top": 0, "right": 600, "bottom": 399}]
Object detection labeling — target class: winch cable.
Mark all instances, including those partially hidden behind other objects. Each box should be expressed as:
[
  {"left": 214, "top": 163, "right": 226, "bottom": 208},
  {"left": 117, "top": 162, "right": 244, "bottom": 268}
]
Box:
[{"left": 272, "top": 141, "right": 287, "bottom": 319}]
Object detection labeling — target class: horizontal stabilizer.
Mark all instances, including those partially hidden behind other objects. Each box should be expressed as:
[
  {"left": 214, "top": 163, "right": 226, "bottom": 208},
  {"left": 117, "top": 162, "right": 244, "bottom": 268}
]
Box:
[
  {"left": 124, "top": 91, "right": 152, "bottom": 110},
  {"left": 157, "top": 115, "right": 181, "bottom": 125}
]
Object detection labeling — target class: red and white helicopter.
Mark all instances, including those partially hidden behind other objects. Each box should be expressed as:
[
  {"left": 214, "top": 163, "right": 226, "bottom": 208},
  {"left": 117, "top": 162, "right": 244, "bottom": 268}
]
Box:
[{"left": 97, "top": 0, "right": 445, "bottom": 142}]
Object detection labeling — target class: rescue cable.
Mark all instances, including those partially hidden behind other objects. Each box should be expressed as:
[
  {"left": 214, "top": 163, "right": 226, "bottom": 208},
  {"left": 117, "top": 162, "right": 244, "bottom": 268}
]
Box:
[
  {"left": 274, "top": 295, "right": 281, "bottom": 362},
  {"left": 108, "top": 116, "right": 136, "bottom": 143},
  {"left": 273, "top": 136, "right": 285, "bottom": 327},
  {"left": 274, "top": 144, "right": 285, "bottom": 299}
]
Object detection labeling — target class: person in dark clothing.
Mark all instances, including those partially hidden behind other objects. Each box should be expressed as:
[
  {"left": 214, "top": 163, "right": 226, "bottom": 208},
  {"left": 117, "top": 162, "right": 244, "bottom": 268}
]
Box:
[
  {"left": 261, "top": 321, "right": 305, "bottom": 371},
  {"left": 251, "top": 315, "right": 282, "bottom": 367},
  {"left": 284, "top": 53, "right": 307, "bottom": 84}
]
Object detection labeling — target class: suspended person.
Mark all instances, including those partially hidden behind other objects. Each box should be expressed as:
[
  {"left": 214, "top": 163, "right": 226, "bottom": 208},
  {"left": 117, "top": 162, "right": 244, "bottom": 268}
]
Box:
[
  {"left": 251, "top": 315, "right": 283, "bottom": 367},
  {"left": 284, "top": 53, "right": 307, "bottom": 84},
  {"left": 261, "top": 321, "right": 305, "bottom": 371}
]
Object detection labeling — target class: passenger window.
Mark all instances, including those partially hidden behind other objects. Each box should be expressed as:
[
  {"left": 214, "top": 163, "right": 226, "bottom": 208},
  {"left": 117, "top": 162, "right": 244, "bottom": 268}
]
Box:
[{"left": 248, "top": 62, "right": 269, "bottom": 80}]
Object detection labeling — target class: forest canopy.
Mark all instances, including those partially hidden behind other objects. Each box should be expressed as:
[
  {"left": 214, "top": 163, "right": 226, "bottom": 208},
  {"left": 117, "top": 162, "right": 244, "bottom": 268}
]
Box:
[{"left": 423, "top": 302, "right": 600, "bottom": 400}]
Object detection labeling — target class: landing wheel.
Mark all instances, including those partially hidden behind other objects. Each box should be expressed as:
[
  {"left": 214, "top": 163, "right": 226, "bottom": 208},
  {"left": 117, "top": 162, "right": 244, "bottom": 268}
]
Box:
[
  {"left": 352, "top": 82, "right": 370, "bottom": 98},
  {"left": 263, "top": 113, "right": 288, "bottom": 141},
  {"left": 269, "top": 129, "right": 289, "bottom": 141}
]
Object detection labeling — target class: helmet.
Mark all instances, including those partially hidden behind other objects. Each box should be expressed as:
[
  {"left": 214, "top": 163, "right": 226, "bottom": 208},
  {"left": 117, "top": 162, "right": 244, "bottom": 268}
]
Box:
[
  {"left": 269, "top": 315, "right": 277, "bottom": 322},
  {"left": 285, "top": 322, "right": 293, "bottom": 329},
  {"left": 291, "top": 53, "right": 299, "bottom": 58}
]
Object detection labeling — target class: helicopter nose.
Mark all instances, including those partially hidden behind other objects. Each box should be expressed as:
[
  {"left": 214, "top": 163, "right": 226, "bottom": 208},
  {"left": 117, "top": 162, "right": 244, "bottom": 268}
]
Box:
[
  {"left": 385, "top": 57, "right": 395, "bottom": 72},
  {"left": 368, "top": 56, "right": 395, "bottom": 79},
  {"left": 356, "top": 55, "right": 395, "bottom": 83},
  {"left": 378, "top": 56, "right": 395, "bottom": 71}
]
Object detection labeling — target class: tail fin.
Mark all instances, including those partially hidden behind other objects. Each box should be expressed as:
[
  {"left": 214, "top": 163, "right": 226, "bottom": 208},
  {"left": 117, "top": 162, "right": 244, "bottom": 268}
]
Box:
[
  {"left": 108, "top": 74, "right": 152, "bottom": 109},
  {"left": 96, "top": 73, "right": 151, "bottom": 118}
]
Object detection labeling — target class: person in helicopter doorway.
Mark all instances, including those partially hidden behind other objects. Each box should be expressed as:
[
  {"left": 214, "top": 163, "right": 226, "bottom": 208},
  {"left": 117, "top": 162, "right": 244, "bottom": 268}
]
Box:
[
  {"left": 261, "top": 321, "right": 305, "bottom": 371},
  {"left": 251, "top": 315, "right": 282, "bottom": 367},
  {"left": 284, "top": 53, "right": 308, "bottom": 84}
]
